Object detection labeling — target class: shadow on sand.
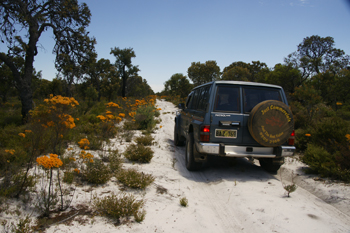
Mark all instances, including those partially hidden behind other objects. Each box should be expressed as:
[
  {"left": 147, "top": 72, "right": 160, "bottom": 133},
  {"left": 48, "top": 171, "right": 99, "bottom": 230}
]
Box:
[{"left": 167, "top": 139, "right": 279, "bottom": 184}]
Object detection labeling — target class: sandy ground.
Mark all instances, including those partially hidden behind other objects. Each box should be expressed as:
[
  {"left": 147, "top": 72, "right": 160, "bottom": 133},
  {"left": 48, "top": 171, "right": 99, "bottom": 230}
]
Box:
[{"left": 2, "top": 99, "right": 350, "bottom": 233}]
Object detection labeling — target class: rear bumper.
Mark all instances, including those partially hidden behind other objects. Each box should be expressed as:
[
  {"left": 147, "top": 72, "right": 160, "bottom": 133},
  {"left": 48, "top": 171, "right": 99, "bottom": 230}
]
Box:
[{"left": 196, "top": 142, "right": 296, "bottom": 158}]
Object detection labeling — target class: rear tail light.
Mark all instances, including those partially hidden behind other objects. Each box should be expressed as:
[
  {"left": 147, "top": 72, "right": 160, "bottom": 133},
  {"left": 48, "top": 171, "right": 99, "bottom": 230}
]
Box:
[
  {"left": 200, "top": 125, "right": 210, "bottom": 142},
  {"left": 288, "top": 130, "right": 295, "bottom": 145}
]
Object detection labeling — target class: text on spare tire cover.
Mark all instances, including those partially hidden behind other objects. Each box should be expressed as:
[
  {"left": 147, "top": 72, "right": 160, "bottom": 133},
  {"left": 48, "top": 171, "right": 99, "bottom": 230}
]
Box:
[{"left": 261, "top": 105, "right": 292, "bottom": 123}]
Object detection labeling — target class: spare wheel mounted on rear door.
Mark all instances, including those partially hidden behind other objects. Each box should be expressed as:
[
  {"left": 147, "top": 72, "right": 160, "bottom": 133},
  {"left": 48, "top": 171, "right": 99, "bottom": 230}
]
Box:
[{"left": 248, "top": 100, "right": 294, "bottom": 147}]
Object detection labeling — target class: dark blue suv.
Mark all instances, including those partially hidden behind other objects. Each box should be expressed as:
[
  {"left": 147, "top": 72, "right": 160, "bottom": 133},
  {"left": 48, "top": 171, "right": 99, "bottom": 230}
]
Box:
[{"left": 174, "top": 81, "right": 296, "bottom": 172}]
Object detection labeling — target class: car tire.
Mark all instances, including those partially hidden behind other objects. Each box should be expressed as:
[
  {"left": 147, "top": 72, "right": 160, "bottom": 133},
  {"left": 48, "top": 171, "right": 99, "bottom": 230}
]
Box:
[
  {"left": 185, "top": 133, "right": 202, "bottom": 171},
  {"left": 259, "top": 157, "right": 284, "bottom": 174},
  {"left": 174, "top": 124, "right": 185, "bottom": 146},
  {"left": 248, "top": 100, "right": 294, "bottom": 147}
]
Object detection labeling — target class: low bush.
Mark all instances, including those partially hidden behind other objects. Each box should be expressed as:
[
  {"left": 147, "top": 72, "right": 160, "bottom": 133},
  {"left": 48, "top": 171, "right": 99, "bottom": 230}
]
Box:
[
  {"left": 180, "top": 197, "right": 188, "bottom": 207},
  {"left": 117, "top": 168, "right": 155, "bottom": 189},
  {"left": 123, "top": 130, "right": 135, "bottom": 142},
  {"left": 82, "top": 159, "right": 111, "bottom": 184},
  {"left": 134, "top": 105, "right": 156, "bottom": 130},
  {"left": 135, "top": 135, "right": 154, "bottom": 146},
  {"left": 108, "top": 150, "right": 123, "bottom": 173},
  {"left": 308, "top": 116, "right": 349, "bottom": 153},
  {"left": 124, "top": 144, "right": 154, "bottom": 163},
  {"left": 302, "top": 143, "right": 350, "bottom": 182},
  {"left": 299, "top": 116, "right": 350, "bottom": 182},
  {"left": 0, "top": 171, "right": 36, "bottom": 198},
  {"left": 93, "top": 193, "right": 145, "bottom": 223},
  {"left": 123, "top": 120, "right": 138, "bottom": 131},
  {"left": 63, "top": 171, "right": 75, "bottom": 184}
]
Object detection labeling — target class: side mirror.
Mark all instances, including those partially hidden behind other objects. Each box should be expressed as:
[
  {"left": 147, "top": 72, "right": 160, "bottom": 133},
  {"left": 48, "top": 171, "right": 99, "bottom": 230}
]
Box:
[{"left": 178, "top": 103, "right": 185, "bottom": 110}]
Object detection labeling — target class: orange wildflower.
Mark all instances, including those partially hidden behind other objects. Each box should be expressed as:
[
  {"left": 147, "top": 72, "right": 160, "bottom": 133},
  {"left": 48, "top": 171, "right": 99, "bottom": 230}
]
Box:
[{"left": 36, "top": 153, "right": 63, "bottom": 169}]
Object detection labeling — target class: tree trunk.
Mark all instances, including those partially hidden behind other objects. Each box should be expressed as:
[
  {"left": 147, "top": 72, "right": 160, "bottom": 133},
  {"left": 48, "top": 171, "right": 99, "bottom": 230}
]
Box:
[
  {"left": 122, "top": 65, "right": 127, "bottom": 97},
  {"left": 18, "top": 79, "right": 33, "bottom": 121}
]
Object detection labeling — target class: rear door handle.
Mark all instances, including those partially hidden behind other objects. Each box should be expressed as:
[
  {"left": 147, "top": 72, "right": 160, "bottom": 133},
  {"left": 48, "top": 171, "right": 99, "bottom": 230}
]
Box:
[
  {"left": 231, "top": 122, "right": 240, "bottom": 126},
  {"left": 219, "top": 121, "right": 241, "bottom": 127}
]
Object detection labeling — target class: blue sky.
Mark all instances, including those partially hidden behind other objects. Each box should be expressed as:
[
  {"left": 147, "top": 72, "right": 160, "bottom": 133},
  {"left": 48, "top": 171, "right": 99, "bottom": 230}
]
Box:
[{"left": 34, "top": 0, "right": 350, "bottom": 93}]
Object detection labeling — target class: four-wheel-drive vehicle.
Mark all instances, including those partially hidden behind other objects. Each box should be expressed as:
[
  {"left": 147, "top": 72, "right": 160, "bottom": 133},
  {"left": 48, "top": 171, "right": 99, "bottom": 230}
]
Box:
[{"left": 174, "top": 81, "right": 296, "bottom": 173}]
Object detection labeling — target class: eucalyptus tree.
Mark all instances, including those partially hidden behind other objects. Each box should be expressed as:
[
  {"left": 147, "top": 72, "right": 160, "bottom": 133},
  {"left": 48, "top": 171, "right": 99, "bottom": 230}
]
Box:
[
  {"left": 285, "top": 35, "right": 350, "bottom": 79},
  {"left": 164, "top": 73, "right": 192, "bottom": 98},
  {"left": 0, "top": 0, "right": 93, "bottom": 119},
  {"left": 110, "top": 47, "right": 139, "bottom": 97},
  {"left": 187, "top": 60, "right": 220, "bottom": 86},
  {"left": 222, "top": 61, "right": 268, "bottom": 82},
  {"left": 84, "top": 53, "right": 113, "bottom": 101}
]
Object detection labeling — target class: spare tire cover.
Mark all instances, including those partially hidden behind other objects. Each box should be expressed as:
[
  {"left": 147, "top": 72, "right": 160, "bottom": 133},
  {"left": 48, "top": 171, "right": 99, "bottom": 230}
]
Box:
[{"left": 248, "top": 100, "right": 294, "bottom": 147}]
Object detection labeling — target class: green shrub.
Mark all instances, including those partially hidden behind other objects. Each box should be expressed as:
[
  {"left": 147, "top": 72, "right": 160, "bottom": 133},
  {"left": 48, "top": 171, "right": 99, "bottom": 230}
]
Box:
[
  {"left": 0, "top": 171, "right": 36, "bottom": 198},
  {"left": 108, "top": 150, "right": 123, "bottom": 173},
  {"left": 123, "top": 130, "right": 135, "bottom": 142},
  {"left": 85, "top": 114, "right": 100, "bottom": 124},
  {"left": 93, "top": 193, "right": 145, "bottom": 222},
  {"left": 302, "top": 144, "right": 337, "bottom": 177},
  {"left": 308, "top": 116, "right": 349, "bottom": 153},
  {"left": 180, "top": 197, "right": 188, "bottom": 207},
  {"left": 123, "top": 120, "right": 138, "bottom": 131},
  {"left": 117, "top": 168, "right": 155, "bottom": 189},
  {"left": 135, "top": 105, "right": 156, "bottom": 130},
  {"left": 86, "top": 101, "right": 106, "bottom": 116},
  {"left": 135, "top": 135, "right": 154, "bottom": 146},
  {"left": 98, "top": 121, "right": 118, "bottom": 139},
  {"left": 82, "top": 159, "right": 111, "bottom": 184},
  {"left": 302, "top": 143, "right": 350, "bottom": 182},
  {"left": 295, "top": 128, "right": 312, "bottom": 152},
  {"left": 0, "top": 99, "right": 23, "bottom": 128},
  {"left": 85, "top": 135, "right": 103, "bottom": 150},
  {"left": 63, "top": 171, "right": 75, "bottom": 184},
  {"left": 124, "top": 144, "right": 154, "bottom": 163},
  {"left": 2, "top": 215, "right": 32, "bottom": 233}
]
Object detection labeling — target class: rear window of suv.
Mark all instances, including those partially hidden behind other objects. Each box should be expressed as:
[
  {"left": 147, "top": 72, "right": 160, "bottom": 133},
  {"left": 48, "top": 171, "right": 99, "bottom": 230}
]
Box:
[
  {"left": 214, "top": 86, "right": 240, "bottom": 112},
  {"left": 243, "top": 87, "right": 282, "bottom": 113}
]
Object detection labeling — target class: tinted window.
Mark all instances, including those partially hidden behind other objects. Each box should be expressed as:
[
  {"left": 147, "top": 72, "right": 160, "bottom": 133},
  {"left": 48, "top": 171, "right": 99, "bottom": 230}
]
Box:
[
  {"left": 214, "top": 86, "right": 240, "bottom": 112},
  {"left": 197, "top": 85, "right": 211, "bottom": 111},
  {"left": 185, "top": 92, "right": 193, "bottom": 108},
  {"left": 188, "top": 89, "right": 200, "bottom": 109},
  {"left": 243, "top": 87, "right": 282, "bottom": 113}
]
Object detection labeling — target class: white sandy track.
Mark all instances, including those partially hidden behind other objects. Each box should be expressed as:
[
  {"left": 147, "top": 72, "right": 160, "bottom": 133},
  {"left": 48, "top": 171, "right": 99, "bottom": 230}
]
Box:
[{"left": 44, "top": 99, "right": 350, "bottom": 233}]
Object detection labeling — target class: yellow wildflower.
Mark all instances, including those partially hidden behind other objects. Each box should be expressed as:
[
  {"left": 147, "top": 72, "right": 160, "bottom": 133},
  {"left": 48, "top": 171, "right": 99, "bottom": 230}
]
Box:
[
  {"left": 346, "top": 134, "right": 350, "bottom": 142},
  {"left": 5, "top": 149, "right": 15, "bottom": 155},
  {"left": 97, "top": 115, "right": 107, "bottom": 122},
  {"left": 47, "top": 121, "right": 55, "bottom": 127},
  {"left": 116, "top": 117, "right": 122, "bottom": 123},
  {"left": 18, "top": 133, "right": 25, "bottom": 138},
  {"left": 36, "top": 153, "right": 63, "bottom": 169},
  {"left": 305, "top": 134, "right": 311, "bottom": 137},
  {"left": 78, "top": 138, "right": 90, "bottom": 149},
  {"left": 106, "top": 102, "right": 121, "bottom": 108},
  {"left": 25, "top": 130, "right": 32, "bottom": 133}
]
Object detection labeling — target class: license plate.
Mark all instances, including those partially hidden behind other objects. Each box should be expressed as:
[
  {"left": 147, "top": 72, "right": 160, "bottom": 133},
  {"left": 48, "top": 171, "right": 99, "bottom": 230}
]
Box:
[{"left": 215, "top": 129, "right": 237, "bottom": 138}]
